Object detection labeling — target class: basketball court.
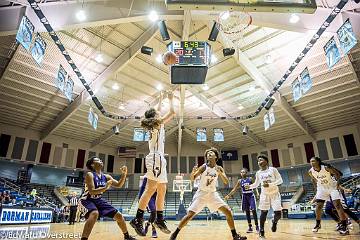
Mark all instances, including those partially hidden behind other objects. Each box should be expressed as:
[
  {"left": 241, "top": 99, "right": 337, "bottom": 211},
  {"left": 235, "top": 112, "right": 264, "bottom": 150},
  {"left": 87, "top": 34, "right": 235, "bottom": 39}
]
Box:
[{"left": 0, "top": 0, "right": 360, "bottom": 240}]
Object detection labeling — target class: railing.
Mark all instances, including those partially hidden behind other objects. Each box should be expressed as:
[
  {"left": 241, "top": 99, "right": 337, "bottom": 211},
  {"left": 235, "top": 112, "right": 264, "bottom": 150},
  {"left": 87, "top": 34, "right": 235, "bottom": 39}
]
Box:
[{"left": 0, "top": 177, "right": 20, "bottom": 193}]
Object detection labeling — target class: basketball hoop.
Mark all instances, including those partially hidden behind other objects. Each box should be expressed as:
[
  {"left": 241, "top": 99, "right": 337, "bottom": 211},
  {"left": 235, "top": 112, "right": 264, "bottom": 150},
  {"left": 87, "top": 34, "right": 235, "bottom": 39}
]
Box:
[
  {"left": 173, "top": 179, "right": 192, "bottom": 204},
  {"left": 217, "top": 11, "right": 252, "bottom": 48}
]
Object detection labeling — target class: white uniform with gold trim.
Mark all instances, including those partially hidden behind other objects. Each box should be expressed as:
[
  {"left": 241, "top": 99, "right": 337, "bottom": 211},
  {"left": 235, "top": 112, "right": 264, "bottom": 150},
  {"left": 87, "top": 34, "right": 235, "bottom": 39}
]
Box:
[
  {"left": 188, "top": 164, "right": 227, "bottom": 214},
  {"left": 310, "top": 165, "right": 341, "bottom": 201},
  {"left": 145, "top": 124, "right": 167, "bottom": 183}
]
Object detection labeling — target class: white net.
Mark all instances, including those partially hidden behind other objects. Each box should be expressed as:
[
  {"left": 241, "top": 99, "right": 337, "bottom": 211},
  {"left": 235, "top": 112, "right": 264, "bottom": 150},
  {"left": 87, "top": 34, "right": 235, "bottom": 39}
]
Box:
[{"left": 217, "top": 11, "right": 252, "bottom": 47}]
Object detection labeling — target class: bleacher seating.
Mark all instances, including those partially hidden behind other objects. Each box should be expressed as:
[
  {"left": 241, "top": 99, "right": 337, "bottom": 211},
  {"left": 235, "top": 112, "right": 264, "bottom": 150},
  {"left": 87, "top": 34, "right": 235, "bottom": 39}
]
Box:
[
  {"left": 102, "top": 189, "right": 138, "bottom": 214},
  {"left": 25, "top": 183, "right": 61, "bottom": 207}
]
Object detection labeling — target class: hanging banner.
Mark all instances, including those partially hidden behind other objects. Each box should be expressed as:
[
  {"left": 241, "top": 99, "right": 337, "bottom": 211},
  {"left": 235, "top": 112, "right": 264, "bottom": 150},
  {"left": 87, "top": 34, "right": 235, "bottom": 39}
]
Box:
[
  {"left": 88, "top": 107, "right": 94, "bottom": 126},
  {"left": 64, "top": 76, "right": 74, "bottom": 102},
  {"left": 133, "top": 128, "right": 144, "bottom": 142},
  {"left": 213, "top": 128, "right": 224, "bottom": 142},
  {"left": 292, "top": 77, "right": 302, "bottom": 102},
  {"left": 324, "top": 36, "right": 341, "bottom": 69},
  {"left": 264, "top": 113, "right": 270, "bottom": 131},
  {"left": 196, "top": 128, "right": 207, "bottom": 142},
  {"left": 300, "top": 67, "right": 312, "bottom": 95},
  {"left": 56, "top": 65, "right": 66, "bottom": 92},
  {"left": 337, "top": 19, "right": 357, "bottom": 55},
  {"left": 31, "top": 33, "right": 47, "bottom": 65},
  {"left": 268, "top": 107, "right": 275, "bottom": 126},
  {"left": 92, "top": 112, "right": 98, "bottom": 130},
  {"left": 16, "top": 16, "right": 35, "bottom": 51}
]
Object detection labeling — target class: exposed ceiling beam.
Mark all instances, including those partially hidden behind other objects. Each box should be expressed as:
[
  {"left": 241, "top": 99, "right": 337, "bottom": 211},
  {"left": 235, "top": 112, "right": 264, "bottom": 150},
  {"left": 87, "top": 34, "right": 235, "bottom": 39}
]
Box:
[
  {"left": 177, "top": 10, "right": 191, "bottom": 161},
  {"left": 218, "top": 31, "right": 315, "bottom": 139},
  {"left": 187, "top": 88, "right": 266, "bottom": 147},
  {"left": 2, "top": 2, "right": 359, "bottom": 37},
  {"left": 40, "top": 24, "right": 158, "bottom": 140}
]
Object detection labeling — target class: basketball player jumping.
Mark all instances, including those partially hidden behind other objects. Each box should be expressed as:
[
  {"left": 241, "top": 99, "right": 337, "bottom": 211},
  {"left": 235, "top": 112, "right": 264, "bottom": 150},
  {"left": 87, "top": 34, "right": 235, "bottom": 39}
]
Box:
[
  {"left": 246, "top": 155, "right": 283, "bottom": 239},
  {"left": 130, "top": 91, "right": 175, "bottom": 235},
  {"left": 170, "top": 147, "right": 247, "bottom": 240},
  {"left": 138, "top": 176, "right": 158, "bottom": 238},
  {"left": 80, "top": 157, "right": 135, "bottom": 240},
  {"left": 225, "top": 168, "right": 259, "bottom": 233},
  {"left": 308, "top": 156, "right": 349, "bottom": 235}
]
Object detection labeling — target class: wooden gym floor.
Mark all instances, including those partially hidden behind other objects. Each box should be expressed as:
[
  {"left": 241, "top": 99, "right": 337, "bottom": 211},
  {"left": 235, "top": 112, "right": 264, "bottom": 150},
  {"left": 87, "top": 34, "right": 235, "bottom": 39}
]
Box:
[{"left": 0, "top": 219, "right": 359, "bottom": 240}]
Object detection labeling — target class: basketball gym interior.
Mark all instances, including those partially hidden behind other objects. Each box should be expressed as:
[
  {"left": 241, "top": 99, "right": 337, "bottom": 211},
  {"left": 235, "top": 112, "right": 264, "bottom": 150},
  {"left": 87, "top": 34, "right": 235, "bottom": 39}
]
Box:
[{"left": 0, "top": 0, "right": 359, "bottom": 239}]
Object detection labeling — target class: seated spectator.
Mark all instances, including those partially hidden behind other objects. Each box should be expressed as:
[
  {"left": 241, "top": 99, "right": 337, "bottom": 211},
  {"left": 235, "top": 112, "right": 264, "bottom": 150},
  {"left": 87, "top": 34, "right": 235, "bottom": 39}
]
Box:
[{"left": 3, "top": 191, "right": 11, "bottom": 204}]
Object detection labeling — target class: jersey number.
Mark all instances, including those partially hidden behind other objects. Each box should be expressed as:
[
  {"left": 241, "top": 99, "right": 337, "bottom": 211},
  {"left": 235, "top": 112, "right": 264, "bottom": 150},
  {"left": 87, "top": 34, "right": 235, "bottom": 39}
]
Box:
[
  {"left": 206, "top": 179, "right": 214, "bottom": 186},
  {"left": 320, "top": 179, "right": 328, "bottom": 184}
]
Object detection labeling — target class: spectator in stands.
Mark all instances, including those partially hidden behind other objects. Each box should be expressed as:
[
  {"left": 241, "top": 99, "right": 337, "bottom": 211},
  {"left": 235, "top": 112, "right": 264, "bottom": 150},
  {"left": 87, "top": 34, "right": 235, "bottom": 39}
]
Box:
[
  {"left": 30, "top": 188, "right": 37, "bottom": 200},
  {"left": 3, "top": 191, "right": 11, "bottom": 205},
  {"left": 353, "top": 185, "right": 360, "bottom": 212}
]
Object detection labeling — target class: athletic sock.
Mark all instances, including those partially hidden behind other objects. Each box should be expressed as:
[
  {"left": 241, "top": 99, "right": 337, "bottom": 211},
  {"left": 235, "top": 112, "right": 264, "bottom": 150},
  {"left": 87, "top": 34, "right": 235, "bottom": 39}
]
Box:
[
  {"left": 245, "top": 210, "right": 252, "bottom": 225},
  {"left": 231, "top": 229, "right": 237, "bottom": 237},
  {"left": 149, "top": 211, "right": 156, "bottom": 223},
  {"left": 316, "top": 220, "right": 321, "bottom": 226},
  {"left": 172, "top": 228, "right": 181, "bottom": 238},
  {"left": 136, "top": 209, "right": 144, "bottom": 219},
  {"left": 252, "top": 210, "right": 259, "bottom": 226},
  {"left": 81, "top": 238, "right": 88, "bottom": 240},
  {"left": 156, "top": 211, "right": 164, "bottom": 221},
  {"left": 274, "top": 211, "right": 281, "bottom": 223},
  {"left": 260, "top": 210, "right": 268, "bottom": 231},
  {"left": 124, "top": 232, "right": 130, "bottom": 238}
]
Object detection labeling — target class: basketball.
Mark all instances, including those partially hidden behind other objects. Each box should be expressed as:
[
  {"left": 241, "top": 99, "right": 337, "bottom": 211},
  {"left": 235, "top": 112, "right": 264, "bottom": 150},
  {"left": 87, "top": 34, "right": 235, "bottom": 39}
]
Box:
[{"left": 162, "top": 51, "right": 177, "bottom": 65}]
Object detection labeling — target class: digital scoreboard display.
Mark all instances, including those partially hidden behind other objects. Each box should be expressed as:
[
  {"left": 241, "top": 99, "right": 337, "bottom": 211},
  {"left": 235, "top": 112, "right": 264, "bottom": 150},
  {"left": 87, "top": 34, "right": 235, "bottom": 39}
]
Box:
[{"left": 167, "top": 41, "right": 211, "bottom": 66}]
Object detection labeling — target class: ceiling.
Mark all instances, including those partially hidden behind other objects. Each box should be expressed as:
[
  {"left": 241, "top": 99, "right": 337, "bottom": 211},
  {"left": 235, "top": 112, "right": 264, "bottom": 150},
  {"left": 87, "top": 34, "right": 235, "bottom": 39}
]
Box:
[{"left": 0, "top": 0, "right": 359, "bottom": 151}]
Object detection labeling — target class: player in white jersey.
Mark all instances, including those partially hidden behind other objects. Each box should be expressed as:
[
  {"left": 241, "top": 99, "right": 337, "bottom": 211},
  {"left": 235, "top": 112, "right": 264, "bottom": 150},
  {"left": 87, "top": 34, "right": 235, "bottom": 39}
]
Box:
[
  {"left": 169, "top": 148, "right": 247, "bottom": 240},
  {"left": 308, "top": 156, "right": 349, "bottom": 235},
  {"left": 246, "top": 155, "right": 283, "bottom": 239},
  {"left": 130, "top": 91, "right": 175, "bottom": 236}
]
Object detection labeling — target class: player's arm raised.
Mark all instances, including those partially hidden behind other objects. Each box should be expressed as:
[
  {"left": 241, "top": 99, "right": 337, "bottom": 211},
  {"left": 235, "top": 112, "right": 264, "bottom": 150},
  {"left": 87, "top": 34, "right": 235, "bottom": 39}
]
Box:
[
  {"left": 105, "top": 166, "right": 128, "bottom": 188},
  {"left": 161, "top": 91, "right": 175, "bottom": 124},
  {"left": 225, "top": 180, "right": 240, "bottom": 200},
  {"left": 190, "top": 165, "right": 205, "bottom": 181},
  {"left": 85, "top": 172, "right": 112, "bottom": 195}
]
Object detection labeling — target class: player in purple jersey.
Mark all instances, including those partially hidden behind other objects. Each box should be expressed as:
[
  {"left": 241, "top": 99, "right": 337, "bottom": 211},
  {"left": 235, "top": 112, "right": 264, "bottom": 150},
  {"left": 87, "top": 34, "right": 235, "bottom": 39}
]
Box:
[
  {"left": 138, "top": 177, "right": 158, "bottom": 238},
  {"left": 225, "top": 168, "right": 259, "bottom": 233},
  {"left": 80, "top": 157, "right": 136, "bottom": 240}
]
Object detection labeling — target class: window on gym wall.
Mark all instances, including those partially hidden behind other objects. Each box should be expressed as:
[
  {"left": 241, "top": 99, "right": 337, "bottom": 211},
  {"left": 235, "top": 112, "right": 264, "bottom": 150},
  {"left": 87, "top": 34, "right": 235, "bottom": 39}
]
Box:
[
  {"left": 304, "top": 142, "right": 315, "bottom": 162},
  {"left": 0, "top": 134, "right": 11, "bottom": 157},
  {"left": 343, "top": 134, "right": 358, "bottom": 156}
]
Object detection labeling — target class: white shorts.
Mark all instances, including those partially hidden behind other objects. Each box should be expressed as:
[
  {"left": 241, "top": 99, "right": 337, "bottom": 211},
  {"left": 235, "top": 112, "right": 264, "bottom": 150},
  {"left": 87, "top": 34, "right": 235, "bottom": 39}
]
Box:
[
  {"left": 316, "top": 188, "right": 341, "bottom": 201},
  {"left": 188, "top": 190, "right": 227, "bottom": 214},
  {"left": 145, "top": 153, "right": 168, "bottom": 183},
  {"left": 258, "top": 192, "right": 282, "bottom": 211}
]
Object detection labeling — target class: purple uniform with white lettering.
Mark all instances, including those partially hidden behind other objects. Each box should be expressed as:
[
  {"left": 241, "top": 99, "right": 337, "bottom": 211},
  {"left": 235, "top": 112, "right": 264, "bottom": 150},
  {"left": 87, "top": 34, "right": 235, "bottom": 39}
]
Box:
[
  {"left": 80, "top": 172, "right": 117, "bottom": 218},
  {"left": 139, "top": 177, "right": 157, "bottom": 212},
  {"left": 240, "top": 177, "right": 256, "bottom": 211}
]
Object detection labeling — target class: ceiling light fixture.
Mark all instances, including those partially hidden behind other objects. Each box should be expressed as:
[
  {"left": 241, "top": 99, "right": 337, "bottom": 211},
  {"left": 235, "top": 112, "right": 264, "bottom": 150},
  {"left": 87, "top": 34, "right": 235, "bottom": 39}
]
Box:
[
  {"left": 238, "top": 104, "right": 244, "bottom": 110},
  {"left": 156, "top": 84, "right": 163, "bottom": 91},
  {"left": 156, "top": 54, "right": 163, "bottom": 63},
  {"left": 211, "top": 55, "right": 217, "bottom": 63},
  {"left": 112, "top": 83, "right": 119, "bottom": 90},
  {"left": 202, "top": 84, "right": 209, "bottom": 91},
  {"left": 249, "top": 85, "right": 256, "bottom": 92},
  {"left": 76, "top": 10, "right": 86, "bottom": 21},
  {"left": 265, "top": 54, "right": 273, "bottom": 64},
  {"left": 148, "top": 10, "right": 159, "bottom": 22},
  {"left": 289, "top": 13, "right": 300, "bottom": 24},
  {"left": 220, "top": 11, "right": 230, "bottom": 20},
  {"left": 118, "top": 103, "right": 125, "bottom": 110},
  {"left": 95, "top": 53, "right": 103, "bottom": 63}
]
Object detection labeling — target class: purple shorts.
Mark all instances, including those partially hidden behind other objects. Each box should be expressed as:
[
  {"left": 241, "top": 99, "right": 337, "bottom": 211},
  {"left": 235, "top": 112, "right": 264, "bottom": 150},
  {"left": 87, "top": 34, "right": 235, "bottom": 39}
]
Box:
[
  {"left": 242, "top": 193, "right": 256, "bottom": 211},
  {"left": 81, "top": 197, "right": 118, "bottom": 219}
]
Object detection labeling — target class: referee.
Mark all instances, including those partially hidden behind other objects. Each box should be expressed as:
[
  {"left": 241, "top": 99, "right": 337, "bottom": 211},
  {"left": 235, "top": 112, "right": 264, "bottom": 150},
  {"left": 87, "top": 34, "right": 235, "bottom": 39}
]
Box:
[{"left": 68, "top": 192, "right": 78, "bottom": 225}]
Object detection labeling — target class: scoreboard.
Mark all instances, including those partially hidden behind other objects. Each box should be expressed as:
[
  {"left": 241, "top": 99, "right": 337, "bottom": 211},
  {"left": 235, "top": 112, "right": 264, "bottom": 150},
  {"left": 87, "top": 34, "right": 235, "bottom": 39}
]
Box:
[{"left": 167, "top": 41, "right": 211, "bottom": 66}]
